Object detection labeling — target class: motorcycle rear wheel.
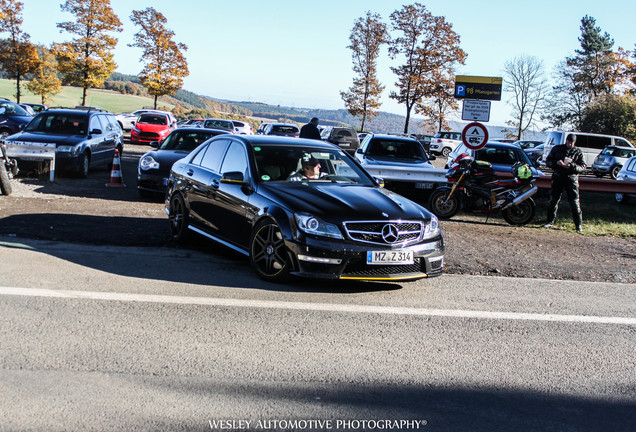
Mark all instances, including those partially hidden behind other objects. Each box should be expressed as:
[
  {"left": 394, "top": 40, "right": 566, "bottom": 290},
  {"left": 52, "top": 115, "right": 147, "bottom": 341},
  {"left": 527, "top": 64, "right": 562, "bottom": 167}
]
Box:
[
  {"left": 428, "top": 187, "right": 460, "bottom": 219},
  {"left": 0, "top": 162, "right": 12, "bottom": 196},
  {"left": 502, "top": 198, "right": 535, "bottom": 226}
]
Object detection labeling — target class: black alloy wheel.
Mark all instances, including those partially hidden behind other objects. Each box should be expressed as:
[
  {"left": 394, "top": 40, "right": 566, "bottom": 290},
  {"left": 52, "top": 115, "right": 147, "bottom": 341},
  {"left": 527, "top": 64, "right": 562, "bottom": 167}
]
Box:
[
  {"left": 249, "top": 220, "right": 291, "bottom": 282},
  {"left": 169, "top": 193, "right": 190, "bottom": 242}
]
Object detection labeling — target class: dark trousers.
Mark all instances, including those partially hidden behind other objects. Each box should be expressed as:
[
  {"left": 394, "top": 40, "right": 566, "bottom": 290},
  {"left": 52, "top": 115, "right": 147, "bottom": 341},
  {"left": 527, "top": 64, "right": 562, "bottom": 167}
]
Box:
[{"left": 547, "top": 173, "right": 582, "bottom": 227}]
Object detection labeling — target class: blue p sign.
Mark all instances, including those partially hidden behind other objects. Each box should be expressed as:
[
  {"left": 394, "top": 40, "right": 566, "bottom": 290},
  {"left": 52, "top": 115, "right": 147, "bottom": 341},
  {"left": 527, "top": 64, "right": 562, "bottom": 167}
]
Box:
[{"left": 456, "top": 85, "right": 465, "bottom": 97}]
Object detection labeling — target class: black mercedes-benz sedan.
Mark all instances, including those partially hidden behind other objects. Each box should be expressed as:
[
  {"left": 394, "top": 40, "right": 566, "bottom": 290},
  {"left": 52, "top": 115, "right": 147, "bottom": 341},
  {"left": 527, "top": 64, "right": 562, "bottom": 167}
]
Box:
[{"left": 165, "top": 135, "right": 444, "bottom": 282}]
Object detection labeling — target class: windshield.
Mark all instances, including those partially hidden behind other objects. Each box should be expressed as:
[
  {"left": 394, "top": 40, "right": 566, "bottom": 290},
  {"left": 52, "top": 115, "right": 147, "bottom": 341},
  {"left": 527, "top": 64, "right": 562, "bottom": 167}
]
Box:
[
  {"left": 203, "top": 119, "right": 232, "bottom": 130},
  {"left": 24, "top": 113, "right": 87, "bottom": 134},
  {"left": 366, "top": 139, "right": 429, "bottom": 162},
  {"left": 253, "top": 145, "right": 375, "bottom": 185},
  {"left": 138, "top": 114, "right": 167, "bottom": 125},
  {"left": 0, "top": 101, "right": 31, "bottom": 117},
  {"left": 160, "top": 131, "right": 216, "bottom": 151}
]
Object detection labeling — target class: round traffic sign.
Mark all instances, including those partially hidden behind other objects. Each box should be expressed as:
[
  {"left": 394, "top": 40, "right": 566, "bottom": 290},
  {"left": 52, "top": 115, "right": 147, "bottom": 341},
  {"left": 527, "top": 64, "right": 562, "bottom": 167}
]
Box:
[{"left": 462, "top": 122, "right": 489, "bottom": 150}]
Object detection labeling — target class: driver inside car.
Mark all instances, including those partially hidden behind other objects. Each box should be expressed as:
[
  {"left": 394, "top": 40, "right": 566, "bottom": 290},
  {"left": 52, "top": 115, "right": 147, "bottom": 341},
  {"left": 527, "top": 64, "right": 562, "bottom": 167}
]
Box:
[{"left": 288, "top": 154, "right": 328, "bottom": 181}]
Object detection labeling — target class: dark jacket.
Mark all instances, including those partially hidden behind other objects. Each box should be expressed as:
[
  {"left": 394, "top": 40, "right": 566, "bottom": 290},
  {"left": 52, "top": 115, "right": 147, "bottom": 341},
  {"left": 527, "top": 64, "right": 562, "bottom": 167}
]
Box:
[
  {"left": 546, "top": 144, "right": 586, "bottom": 176},
  {"left": 299, "top": 123, "right": 321, "bottom": 140}
]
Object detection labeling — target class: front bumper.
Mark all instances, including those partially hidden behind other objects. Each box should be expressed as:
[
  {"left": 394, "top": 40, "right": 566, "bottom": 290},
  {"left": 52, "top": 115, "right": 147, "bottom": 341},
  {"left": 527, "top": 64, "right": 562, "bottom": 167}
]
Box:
[
  {"left": 137, "top": 172, "right": 168, "bottom": 193},
  {"left": 285, "top": 235, "right": 445, "bottom": 281}
]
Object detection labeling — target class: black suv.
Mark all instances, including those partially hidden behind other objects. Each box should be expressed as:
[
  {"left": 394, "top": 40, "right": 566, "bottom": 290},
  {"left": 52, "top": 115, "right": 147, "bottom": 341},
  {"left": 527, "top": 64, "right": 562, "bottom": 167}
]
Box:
[
  {"left": 320, "top": 126, "right": 360, "bottom": 154},
  {"left": 4, "top": 108, "right": 124, "bottom": 177},
  {"left": 0, "top": 99, "right": 34, "bottom": 138}
]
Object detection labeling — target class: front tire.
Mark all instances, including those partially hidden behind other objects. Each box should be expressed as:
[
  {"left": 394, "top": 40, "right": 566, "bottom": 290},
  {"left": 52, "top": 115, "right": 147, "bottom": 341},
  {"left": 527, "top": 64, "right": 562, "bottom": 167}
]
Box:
[
  {"left": 249, "top": 219, "right": 292, "bottom": 282},
  {"left": 502, "top": 198, "right": 536, "bottom": 226},
  {"left": 169, "top": 193, "right": 190, "bottom": 242},
  {"left": 0, "top": 162, "right": 12, "bottom": 195},
  {"left": 77, "top": 151, "right": 90, "bottom": 178},
  {"left": 428, "top": 187, "right": 460, "bottom": 219}
]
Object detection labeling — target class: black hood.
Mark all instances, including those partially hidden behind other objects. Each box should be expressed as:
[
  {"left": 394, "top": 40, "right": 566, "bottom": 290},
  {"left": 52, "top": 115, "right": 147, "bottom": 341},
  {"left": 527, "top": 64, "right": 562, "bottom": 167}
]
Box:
[{"left": 259, "top": 182, "right": 430, "bottom": 221}]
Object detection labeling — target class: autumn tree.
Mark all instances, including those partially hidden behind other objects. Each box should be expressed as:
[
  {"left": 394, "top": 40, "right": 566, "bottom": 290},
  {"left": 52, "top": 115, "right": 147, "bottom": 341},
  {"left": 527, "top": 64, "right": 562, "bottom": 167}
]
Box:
[
  {"left": 340, "top": 11, "right": 388, "bottom": 132},
  {"left": 129, "top": 7, "right": 189, "bottom": 110},
  {"left": 503, "top": 55, "right": 549, "bottom": 140},
  {"left": 53, "top": 0, "right": 122, "bottom": 106},
  {"left": 388, "top": 3, "right": 466, "bottom": 133},
  {"left": 567, "top": 16, "right": 632, "bottom": 99},
  {"left": 0, "top": 0, "right": 39, "bottom": 103},
  {"left": 580, "top": 94, "right": 636, "bottom": 141},
  {"left": 416, "top": 67, "right": 458, "bottom": 133},
  {"left": 25, "top": 46, "right": 62, "bottom": 104}
]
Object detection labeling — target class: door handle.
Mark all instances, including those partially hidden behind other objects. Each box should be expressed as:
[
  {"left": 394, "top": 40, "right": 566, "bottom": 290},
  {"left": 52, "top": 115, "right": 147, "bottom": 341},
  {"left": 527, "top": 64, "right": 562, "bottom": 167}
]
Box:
[
  {"left": 187, "top": 169, "right": 194, "bottom": 176},
  {"left": 210, "top": 179, "right": 220, "bottom": 189}
]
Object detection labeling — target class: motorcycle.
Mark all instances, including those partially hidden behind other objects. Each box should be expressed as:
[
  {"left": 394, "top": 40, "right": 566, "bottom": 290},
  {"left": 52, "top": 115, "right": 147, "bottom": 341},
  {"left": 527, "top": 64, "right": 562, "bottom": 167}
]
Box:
[
  {"left": 0, "top": 141, "right": 18, "bottom": 196},
  {"left": 428, "top": 155, "right": 538, "bottom": 226}
]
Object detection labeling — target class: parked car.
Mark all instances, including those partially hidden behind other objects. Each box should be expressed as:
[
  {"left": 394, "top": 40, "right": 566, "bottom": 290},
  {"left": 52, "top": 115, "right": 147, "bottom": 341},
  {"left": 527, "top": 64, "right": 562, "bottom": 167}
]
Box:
[
  {"left": 262, "top": 123, "right": 300, "bottom": 137},
  {"left": 255, "top": 123, "right": 271, "bottom": 135},
  {"left": 4, "top": 108, "right": 123, "bottom": 177},
  {"left": 177, "top": 118, "right": 203, "bottom": 128},
  {"left": 411, "top": 134, "right": 433, "bottom": 153},
  {"left": 202, "top": 118, "right": 234, "bottom": 133},
  {"left": 591, "top": 145, "right": 636, "bottom": 179},
  {"left": 165, "top": 135, "right": 444, "bottom": 282},
  {"left": 320, "top": 126, "right": 360, "bottom": 153},
  {"left": 355, "top": 133, "right": 437, "bottom": 201},
  {"left": 446, "top": 141, "right": 545, "bottom": 177},
  {"left": 514, "top": 140, "right": 543, "bottom": 150},
  {"left": 114, "top": 109, "right": 162, "bottom": 131},
  {"left": 429, "top": 131, "right": 462, "bottom": 157},
  {"left": 0, "top": 99, "right": 34, "bottom": 138},
  {"left": 130, "top": 112, "right": 177, "bottom": 145},
  {"left": 19, "top": 104, "right": 37, "bottom": 116},
  {"left": 137, "top": 127, "right": 230, "bottom": 196},
  {"left": 232, "top": 120, "right": 253, "bottom": 135},
  {"left": 614, "top": 155, "right": 636, "bottom": 204},
  {"left": 523, "top": 143, "right": 545, "bottom": 164},
  {"left": 22, "top": 103, "right": 47, "bottom": 113}
]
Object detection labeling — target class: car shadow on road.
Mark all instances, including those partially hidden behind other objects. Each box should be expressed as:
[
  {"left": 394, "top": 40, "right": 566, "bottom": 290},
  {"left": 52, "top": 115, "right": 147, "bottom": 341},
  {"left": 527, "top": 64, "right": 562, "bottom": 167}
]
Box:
[{"left": 0, "top": 214, "right": 404, "bottom": 294}]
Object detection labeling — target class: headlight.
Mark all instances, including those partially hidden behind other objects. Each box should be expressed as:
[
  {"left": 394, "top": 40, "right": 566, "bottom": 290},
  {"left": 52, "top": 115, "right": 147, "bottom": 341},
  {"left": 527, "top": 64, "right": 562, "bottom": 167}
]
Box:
[
  {"left": 139, "top": 155, "right": 159, "bottom": 170},
  {"left": 422, "top": 215, "right": 441, "bottom": 239},
  {"left": 131, "top": 127, "right": 140, "bottom": 134},
  {"left": 295, "top": 214, "right": 343, "bottom": 239},
  {"left": 57, "top": 146, "right": 77, "bottom": 154}
]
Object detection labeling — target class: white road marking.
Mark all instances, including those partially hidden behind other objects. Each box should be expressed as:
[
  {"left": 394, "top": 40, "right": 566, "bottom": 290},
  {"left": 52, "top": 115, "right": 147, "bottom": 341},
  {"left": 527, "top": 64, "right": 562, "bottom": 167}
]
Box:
[{"left": 1, "top": 286, "right": 635, "bottom": 325}]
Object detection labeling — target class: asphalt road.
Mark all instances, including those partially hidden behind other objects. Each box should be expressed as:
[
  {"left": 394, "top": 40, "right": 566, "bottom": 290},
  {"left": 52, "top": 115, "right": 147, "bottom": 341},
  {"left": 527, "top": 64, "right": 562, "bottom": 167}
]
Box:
[{"left": 1, "top": 236, "right": 635, "bottom": 432}]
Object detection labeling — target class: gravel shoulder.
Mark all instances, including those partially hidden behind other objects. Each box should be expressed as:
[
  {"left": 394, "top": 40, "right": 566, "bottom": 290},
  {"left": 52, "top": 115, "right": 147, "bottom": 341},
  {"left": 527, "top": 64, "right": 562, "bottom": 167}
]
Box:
[{"left": 0, "top": 145, "right": 634, "bottom": 284}]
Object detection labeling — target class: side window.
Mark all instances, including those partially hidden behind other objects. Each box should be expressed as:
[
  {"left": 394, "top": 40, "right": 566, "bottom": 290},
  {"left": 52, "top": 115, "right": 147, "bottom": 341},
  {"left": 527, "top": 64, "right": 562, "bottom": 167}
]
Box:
[
  {"left": 199, "top": 139, "right": 231, "bottom": 172},
  {"left": 615, "top": 138, "right": 631, "bottom": 148},
  {"left": 220, "top": 141, "right": 249, "bottom": 178},
  {"left": 190, "top": 143, "right": 209, "bottom": 166},
  {"left": 585, "top": 135, "right": 611, "bottom": 150},
  {"left": 98, "top": 115, "right": 112, "bottom": 132},
  {"left": 89, "top": 116, "right": 104, "bottom": 134}
]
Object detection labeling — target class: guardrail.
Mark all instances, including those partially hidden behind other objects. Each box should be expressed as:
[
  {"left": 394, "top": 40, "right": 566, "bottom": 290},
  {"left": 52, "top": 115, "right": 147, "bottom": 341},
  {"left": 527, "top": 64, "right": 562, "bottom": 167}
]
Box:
[{"left": 4, "top": 141, "right": 56, "bottom": 181}]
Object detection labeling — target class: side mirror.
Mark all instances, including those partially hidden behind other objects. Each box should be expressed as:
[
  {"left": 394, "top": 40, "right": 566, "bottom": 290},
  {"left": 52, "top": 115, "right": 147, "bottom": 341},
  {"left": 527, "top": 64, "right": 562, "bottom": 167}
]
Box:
[
  {"left": 428, "top": 154, "right": 436, "bottom": 160},
  {"left": 356, "top": 148, "right": 363, "bottom": 154},
  {"left": 90, "top": 128, "right": 102, "bottom": 136},
  {"left": 221, "top": 171, "right": 245, "bottom": 184},
  {"left": 150, "top": 141, "right": 159, "bottom": 148},
  {"left": 374, "top": 176, "right": 385, "bottom": 188}
]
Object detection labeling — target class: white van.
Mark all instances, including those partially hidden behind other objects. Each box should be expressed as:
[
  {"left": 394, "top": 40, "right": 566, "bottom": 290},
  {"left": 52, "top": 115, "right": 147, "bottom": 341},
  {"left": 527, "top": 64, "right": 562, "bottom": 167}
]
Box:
[{"left": 540, "top": 131, "right": 633, "bottom": 167}]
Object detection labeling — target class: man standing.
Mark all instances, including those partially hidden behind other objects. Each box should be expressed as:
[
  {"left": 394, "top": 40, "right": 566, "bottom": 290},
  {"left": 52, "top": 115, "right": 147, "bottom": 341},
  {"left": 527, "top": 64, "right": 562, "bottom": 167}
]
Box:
[
  {"left": 544, "top": 134, "right": 586, "bottom": 232},
  {"left": 299, "top": 117, "right": 321, "bottom": 140}
]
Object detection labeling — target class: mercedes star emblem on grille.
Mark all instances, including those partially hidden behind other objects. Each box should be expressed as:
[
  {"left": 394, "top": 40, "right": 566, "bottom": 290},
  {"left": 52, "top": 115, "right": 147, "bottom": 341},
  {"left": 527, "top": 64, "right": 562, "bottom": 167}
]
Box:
[{"left": 381, "top": 224, "right": 399, "bottom": 243}]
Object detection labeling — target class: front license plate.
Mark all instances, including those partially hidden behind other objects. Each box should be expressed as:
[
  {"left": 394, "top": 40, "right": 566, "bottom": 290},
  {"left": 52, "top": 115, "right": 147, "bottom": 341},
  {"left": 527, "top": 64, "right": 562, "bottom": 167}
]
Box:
[
  {"left": 367, "top": 250, "right": 414, "bottom": 265},
  {"left": 415, "top": 182, "right": 433, "bottom": 189}
]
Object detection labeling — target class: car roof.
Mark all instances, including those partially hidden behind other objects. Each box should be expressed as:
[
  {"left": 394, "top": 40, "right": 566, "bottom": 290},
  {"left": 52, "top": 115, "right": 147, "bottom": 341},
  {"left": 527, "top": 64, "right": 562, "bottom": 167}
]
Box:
[
  {"left": 606, "top": 145, "right": 635, "bottom": 150},
  {"left": 227, "top": 134, "right": 340, "bottom": 150},
  {"left": 368, "top": 133, "right": 419, "bottom": 142},
  {"left": 40, "top": 108, "right": 107, "bottom": 115},
  {"left": 173, "top": 127, "right": 230, "bottom": 133}
]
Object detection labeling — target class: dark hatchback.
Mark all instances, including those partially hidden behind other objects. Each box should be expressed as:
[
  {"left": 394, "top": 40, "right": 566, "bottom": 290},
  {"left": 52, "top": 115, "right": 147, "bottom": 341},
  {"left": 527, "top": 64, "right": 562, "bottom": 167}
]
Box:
[
  {"left": 137, "top": 127, "right": 230, "bottom": 196},
  {"left": 4, "top": 108, "right": 123, "bottom": 177},
  {"left": 166, "top": 135, "right": 444, "bottom": 282},
  {"left": 0, "top": 99, "right": 34, "bottom": 137}
]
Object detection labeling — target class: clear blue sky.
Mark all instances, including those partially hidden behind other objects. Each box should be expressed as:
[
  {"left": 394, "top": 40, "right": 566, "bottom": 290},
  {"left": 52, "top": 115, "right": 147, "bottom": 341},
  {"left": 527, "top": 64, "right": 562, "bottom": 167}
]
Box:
[{"left": 20, "top": 0, "right": 636, "bottom": 127}]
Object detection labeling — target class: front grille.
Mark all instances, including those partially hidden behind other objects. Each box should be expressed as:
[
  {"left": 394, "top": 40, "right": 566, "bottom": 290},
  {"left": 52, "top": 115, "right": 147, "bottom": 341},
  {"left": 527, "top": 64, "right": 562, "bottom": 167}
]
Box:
[
  {"left": 343, "top": 221, "right": 423, "bottom": 246},
  {"left": 342, "top": 258, "right": 424, "bottom": 277},
  {"left": 139, "top": 132, "right": 160, "bottom": 139}
]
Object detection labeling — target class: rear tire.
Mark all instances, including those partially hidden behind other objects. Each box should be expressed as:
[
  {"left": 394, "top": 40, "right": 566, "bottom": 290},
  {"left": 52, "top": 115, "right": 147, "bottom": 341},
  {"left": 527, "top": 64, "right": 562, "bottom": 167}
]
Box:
[
  {"left": 502, "top": 198, "right": 535, "bottom": 226},
  {"left": 428, "top": 187, "right": 460, "bottom": 219},
  {"left": 169, "top": 193, "right": 190, "bottom": 242},
  {"left": 0, "top": 162, "right": 12, "bottom": 195},
  {"left": 615, "top": 193, "right": 629, "bottom": 205},
  {"left": 441, "top": 147, "right": 452, "bottom": 157},
  {"left": 610, "top": 165, "right": 621, "bottom": 180}
]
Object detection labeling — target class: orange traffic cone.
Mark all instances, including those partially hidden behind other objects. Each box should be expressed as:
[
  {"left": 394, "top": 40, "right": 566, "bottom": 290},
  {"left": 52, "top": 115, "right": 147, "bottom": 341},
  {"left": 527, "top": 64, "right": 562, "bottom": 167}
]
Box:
[{"left": 106, "top": 149, "right": 127, "bottom": 188}]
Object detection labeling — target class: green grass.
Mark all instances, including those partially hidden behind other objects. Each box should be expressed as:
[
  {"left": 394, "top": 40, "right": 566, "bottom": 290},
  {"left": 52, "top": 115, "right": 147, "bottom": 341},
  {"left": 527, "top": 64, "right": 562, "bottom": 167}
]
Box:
[
  {"left": 532, "top": 191, "right": 636, "bottom": 237},
  {"left": 0, "top": 78, "right": 174, "bottom": 113}
]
